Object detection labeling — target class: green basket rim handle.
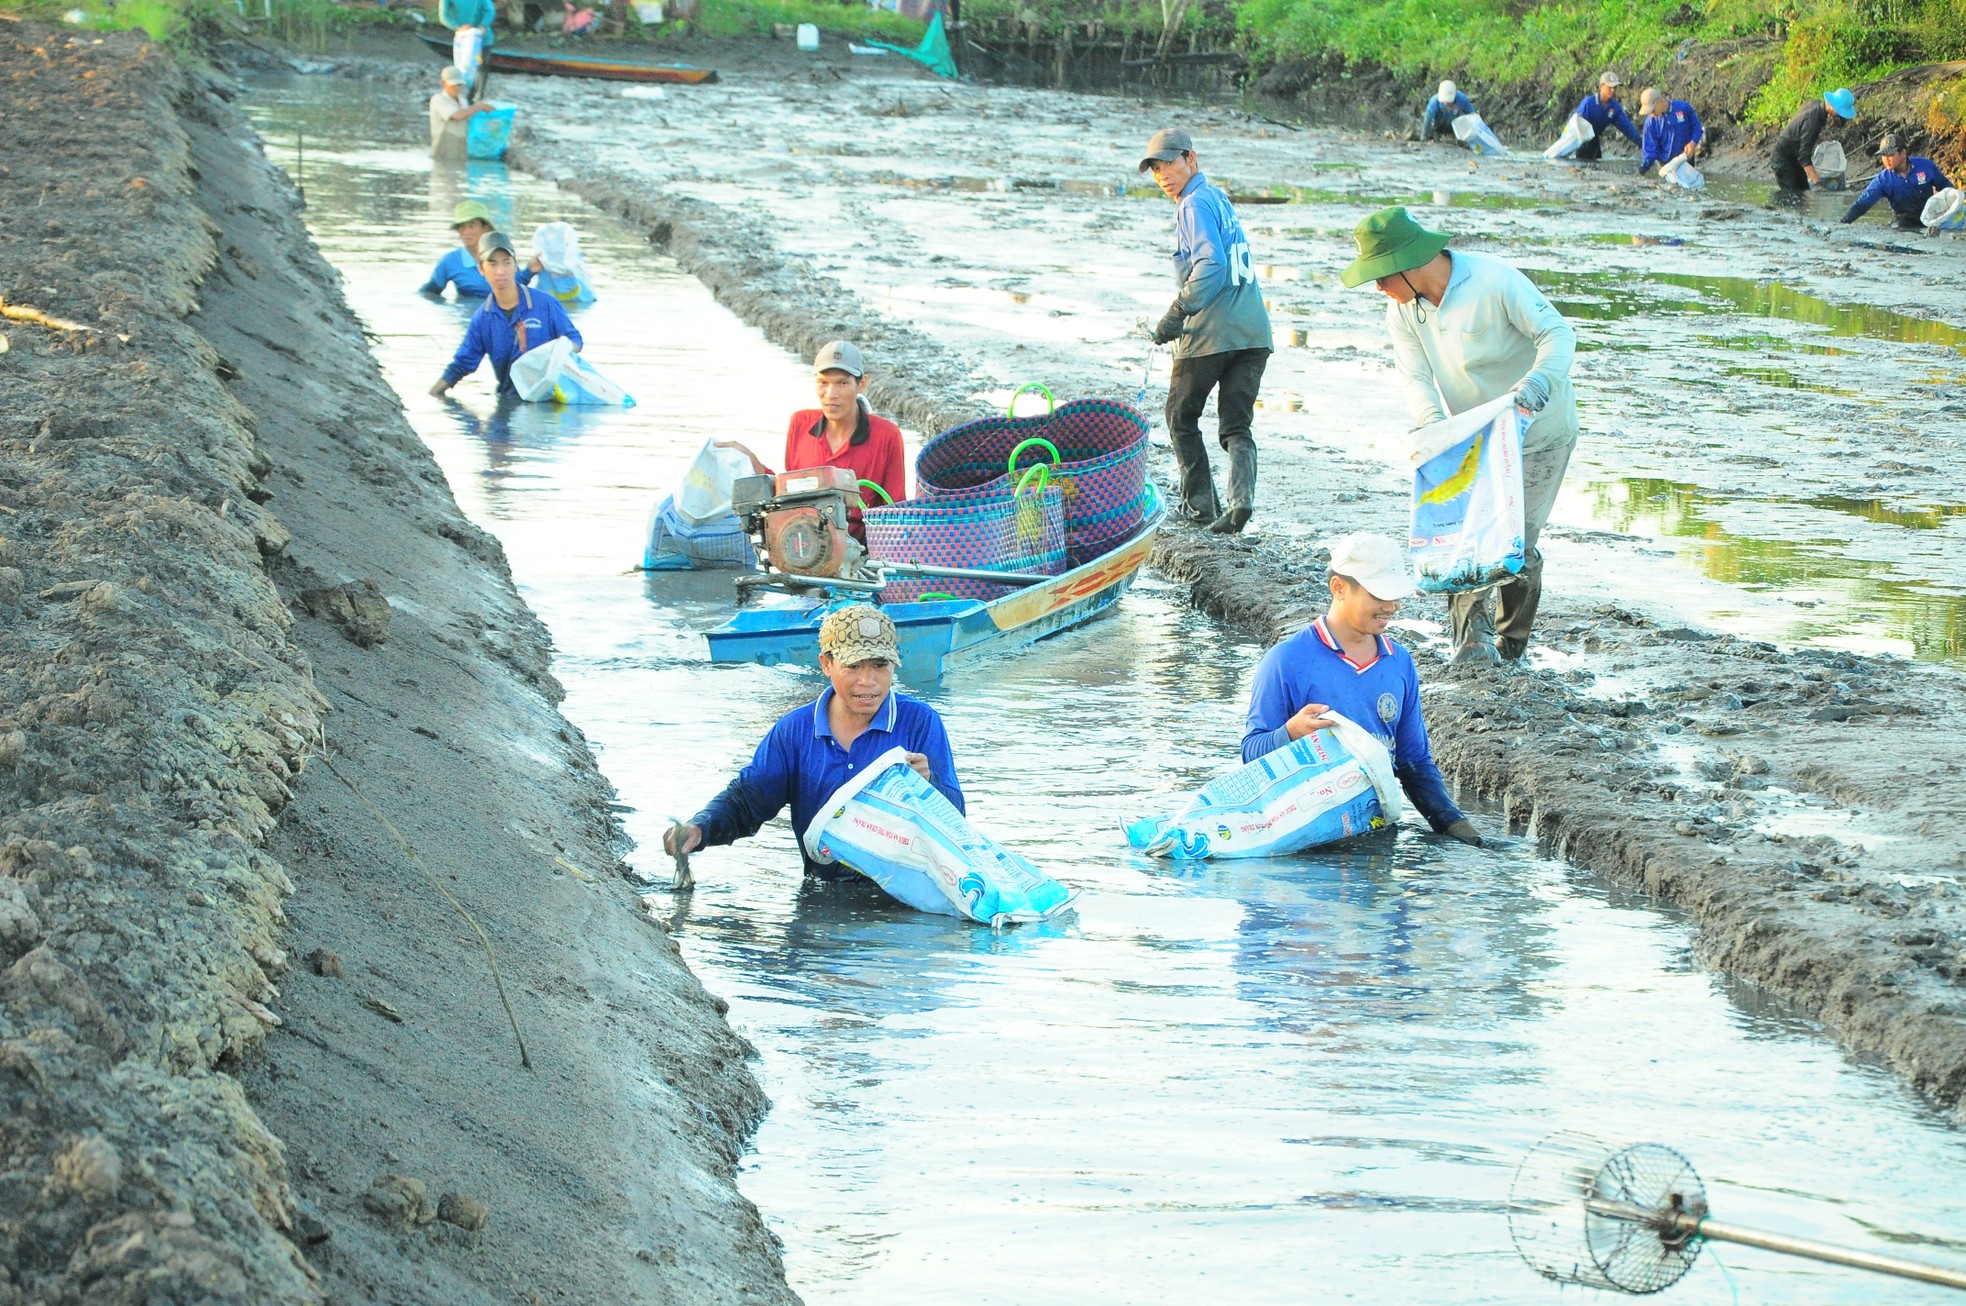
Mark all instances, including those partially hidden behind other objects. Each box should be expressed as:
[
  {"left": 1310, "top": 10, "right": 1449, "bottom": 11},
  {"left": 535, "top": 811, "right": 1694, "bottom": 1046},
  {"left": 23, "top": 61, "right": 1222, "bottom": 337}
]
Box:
[
  {"left": 1007, "top": 383, "right": 1055, "bottom": 419},
  {"left": 1006, "top": 436, "right": 1062, "bottom": 477},
  {"left": 918, "top": 591, "right": 959, "bottom": 602},
  {"left": 855, "top": 478, "right": 894, "bottom": 505},
  {"left": 1014, "top": 463, "right": 1051, "bottom": 495}
]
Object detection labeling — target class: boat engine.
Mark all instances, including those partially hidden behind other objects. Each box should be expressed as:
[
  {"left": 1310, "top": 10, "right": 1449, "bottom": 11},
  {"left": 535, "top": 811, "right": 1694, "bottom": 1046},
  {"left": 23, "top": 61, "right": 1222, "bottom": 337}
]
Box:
[{"left": 731, "top": 467, "right": 870, "bottom": 582}]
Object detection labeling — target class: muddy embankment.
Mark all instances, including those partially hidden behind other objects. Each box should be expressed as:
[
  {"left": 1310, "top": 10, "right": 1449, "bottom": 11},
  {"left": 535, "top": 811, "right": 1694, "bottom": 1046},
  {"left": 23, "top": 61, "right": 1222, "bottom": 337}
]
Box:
[
  {"left": 0, "top": 25, "right": 791, "bottom": 1304},
  {"left": 474, "top": 60, "right": 1966, "bottom": 1122}
]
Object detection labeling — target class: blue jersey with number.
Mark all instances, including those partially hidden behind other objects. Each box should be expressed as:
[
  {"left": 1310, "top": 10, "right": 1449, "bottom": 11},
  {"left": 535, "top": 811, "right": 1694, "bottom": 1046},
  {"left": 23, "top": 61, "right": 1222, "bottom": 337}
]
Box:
[{"left": 1169, "top": 171, "right": 1273, "bottom": 359}]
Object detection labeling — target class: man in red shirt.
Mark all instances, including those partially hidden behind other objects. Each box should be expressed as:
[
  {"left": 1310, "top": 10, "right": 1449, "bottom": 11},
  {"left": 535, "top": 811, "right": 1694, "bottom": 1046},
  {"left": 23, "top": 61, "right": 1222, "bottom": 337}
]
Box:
[{"left": 719, "top": 341, "right": 907, "bottom": 542}]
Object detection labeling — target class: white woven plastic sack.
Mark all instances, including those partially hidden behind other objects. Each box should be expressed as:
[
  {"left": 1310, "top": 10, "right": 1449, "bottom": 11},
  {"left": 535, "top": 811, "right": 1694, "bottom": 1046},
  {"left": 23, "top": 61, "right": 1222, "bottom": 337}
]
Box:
[
  {"left": 641, "top": 494, "right": 755, "bottom": 570},
  {"left": 1544, "top": 114, "right": 1596, "bottom": 159},
  {"left": 1399, "top": 392, "right": 1526, "bottom": 594},
  {"left": 804, "top": 747, "right": 1078, "bottom": 926},
  {"left": 1922, "top": 188, "right": 1966, "bottom": 231},
  {"left": 530, "top": 222, "right": 597, "bottom": 305},
  {"left": 675, "top": 438, "right": 757, "bottom": 524},
  {"left": 508, "top": 337, "right": 635, "bottom": 406},
  {"left": 1658, "top": 155, "right": 1706, "bottom": 190},
  {"left": 1452, "top": 112, "right": 1510, "bottom": 156},
  {"left": 451, "top": 26, "right": 484, "bottom": 90},
  {"left": 1124, "top": 713, "right": 1401, "bottom": 860}
]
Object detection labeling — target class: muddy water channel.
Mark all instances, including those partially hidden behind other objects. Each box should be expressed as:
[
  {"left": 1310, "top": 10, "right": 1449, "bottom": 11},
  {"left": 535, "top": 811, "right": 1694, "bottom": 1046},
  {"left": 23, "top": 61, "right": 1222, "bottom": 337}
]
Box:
[{"left": 245, "top": 79, "right": 1966, "bottom": 1302}]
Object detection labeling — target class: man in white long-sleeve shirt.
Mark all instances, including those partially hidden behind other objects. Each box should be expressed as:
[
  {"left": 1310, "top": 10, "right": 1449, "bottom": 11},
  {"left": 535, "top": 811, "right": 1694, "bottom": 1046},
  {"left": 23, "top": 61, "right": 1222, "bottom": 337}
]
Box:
[{"left": 1341, "top": 206, "right": 1578, "bottom": 666}]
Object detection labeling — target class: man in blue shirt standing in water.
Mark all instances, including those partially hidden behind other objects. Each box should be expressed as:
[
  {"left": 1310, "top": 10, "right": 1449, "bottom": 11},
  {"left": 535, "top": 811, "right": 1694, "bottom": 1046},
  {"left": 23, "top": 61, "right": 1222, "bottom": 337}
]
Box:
[
  {"left": 430, "top": 231, "right": 581, "bottom": 397},
  {"left": 1569, "top": 71, "right": 1640, "bottom": 162},
  {"left": 419, "top": 200, "right": 534, "bottom": 299},
  {"left": 1140, "top": 127, "right": 1273, "bottom": 536},
  {"left": 664, "top": 606, "right": 963, "bottom": 879},
  {"left": 1243, "top": 533, "right": 1485, "bottom": 847},
  {"left": 1841, "top": 134, "right": 1952, "bottom": 230}
]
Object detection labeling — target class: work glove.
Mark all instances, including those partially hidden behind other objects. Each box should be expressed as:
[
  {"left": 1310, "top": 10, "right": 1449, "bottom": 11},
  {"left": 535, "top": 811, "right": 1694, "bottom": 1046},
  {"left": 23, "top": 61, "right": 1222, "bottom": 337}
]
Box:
[
  {"left": 1152, "top": 305, "right": 1185, "bottom": 346},
  {"left": 1134, "top": 316, "right": 1158, "bottom": 343},
  {"left": 1515, "top": 374, "right": 1550, "bottom": 414},
  {"left": 1444, "top": 818, "right": 1485, "bottom": 848}
]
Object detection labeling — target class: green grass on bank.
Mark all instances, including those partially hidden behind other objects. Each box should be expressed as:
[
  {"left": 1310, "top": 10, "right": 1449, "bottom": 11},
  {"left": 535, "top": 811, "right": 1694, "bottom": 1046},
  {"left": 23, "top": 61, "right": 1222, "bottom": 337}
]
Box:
[{"left": 1235, "top": 0, "right": 1966, "bottom": 124}]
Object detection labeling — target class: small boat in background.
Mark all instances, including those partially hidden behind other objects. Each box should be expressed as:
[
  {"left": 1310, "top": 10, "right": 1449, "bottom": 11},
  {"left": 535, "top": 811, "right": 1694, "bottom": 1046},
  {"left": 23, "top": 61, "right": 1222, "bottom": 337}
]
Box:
[{"left": 415, "top": 29, "right": 717, "bottom": 85}]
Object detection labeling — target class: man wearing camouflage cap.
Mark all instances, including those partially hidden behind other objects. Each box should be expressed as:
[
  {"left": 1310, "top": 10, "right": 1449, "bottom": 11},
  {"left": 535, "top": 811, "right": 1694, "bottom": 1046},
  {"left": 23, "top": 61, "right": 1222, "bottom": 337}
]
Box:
[{"left": 664, "top": 605, "right": 964, "bottom": 879}]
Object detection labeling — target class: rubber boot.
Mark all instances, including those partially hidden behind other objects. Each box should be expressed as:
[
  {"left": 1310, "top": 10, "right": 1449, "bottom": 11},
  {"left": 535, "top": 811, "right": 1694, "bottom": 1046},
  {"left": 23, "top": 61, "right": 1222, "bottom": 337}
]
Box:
[
  {"left": 1499, "top": 636, "right": 1529, "bottom": 662},
  {"left": 1208, "top": 507, "right": 1251, "bottom": 535},
  {"left": 1450, "top": 596, "right": 1502, "bottom": 667}
]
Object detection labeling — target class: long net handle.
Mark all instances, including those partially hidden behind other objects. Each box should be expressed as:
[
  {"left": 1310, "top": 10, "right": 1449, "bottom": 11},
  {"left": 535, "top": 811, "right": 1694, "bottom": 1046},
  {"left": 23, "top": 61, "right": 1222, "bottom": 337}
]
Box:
[{"left": 1585, "top": 1200, "right": 1966, "bottom": 1291}]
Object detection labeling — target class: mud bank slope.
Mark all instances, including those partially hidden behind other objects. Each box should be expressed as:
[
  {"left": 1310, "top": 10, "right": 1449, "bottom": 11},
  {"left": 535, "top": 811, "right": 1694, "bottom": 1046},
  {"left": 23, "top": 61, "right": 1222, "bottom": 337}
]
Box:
[
  {"left": 1, "top": 26, "right": 791, "bottom": 1304},
  {"left": 483, "top": 64, "right": 1966, "bottom": 1120}
]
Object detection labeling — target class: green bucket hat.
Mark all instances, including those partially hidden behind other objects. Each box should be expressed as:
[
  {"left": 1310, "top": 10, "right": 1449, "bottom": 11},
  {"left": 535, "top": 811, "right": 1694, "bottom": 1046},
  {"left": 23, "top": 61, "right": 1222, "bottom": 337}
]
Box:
[{"left": 1339, "top": 206, "right": 1452, "bottom": 289}]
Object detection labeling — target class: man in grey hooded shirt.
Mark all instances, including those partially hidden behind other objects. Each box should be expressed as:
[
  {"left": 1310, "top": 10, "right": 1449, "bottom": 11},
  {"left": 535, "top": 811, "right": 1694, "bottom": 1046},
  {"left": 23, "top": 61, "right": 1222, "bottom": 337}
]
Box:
[{"left": 1140, "top": 128, "right": 1274, "bottom": 535}]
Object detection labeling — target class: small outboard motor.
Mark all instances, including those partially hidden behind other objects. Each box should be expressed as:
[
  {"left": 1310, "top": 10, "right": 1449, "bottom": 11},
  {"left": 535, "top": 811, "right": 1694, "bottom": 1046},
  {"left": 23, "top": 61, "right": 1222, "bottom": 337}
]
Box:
[{"left": 731, "top": 467, "right": 868, "bottom": 580}]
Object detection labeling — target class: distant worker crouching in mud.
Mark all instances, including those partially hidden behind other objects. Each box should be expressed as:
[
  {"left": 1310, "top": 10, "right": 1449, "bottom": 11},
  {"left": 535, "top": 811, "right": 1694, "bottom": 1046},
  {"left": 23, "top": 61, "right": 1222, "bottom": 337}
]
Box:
[
  {"left": 420, "top": 199, "right": 535, "bottom": 299},
  {"left": 1568, "top": 70, "right": 1640, "bottom": 162},
  {"left": 1418, "top": 80, "right": 1475, "bottom": 143},
  {"left": 663, "top": 606, "right": 963, "bottom": 877},
  {"left": 429, "top": 66, "right": 497, "bottom": 162},
  {"left": 1341, "top": 206, "right": 1577, "bottom": 667},
  {"left": 1638, "top": 88, "right": 1703, "bottom": 175},
  {"left": 1841, "top": 134, "right": 1951, "bottom": 231},
  {"left": 428, "top": 231, "right": 581, "bottom": 398},
  {"left": 1138, "top": 127, "right": 1274, "bottom": 536},
  {"left": 714, "top": 341, "right": 908, "bottom": 544},
  {"left": 1242, "top": 532, "right": 1485, "bottom": 848},
  {"left": 1771, "top": 87, "right": 1857, "bottom": 198}
]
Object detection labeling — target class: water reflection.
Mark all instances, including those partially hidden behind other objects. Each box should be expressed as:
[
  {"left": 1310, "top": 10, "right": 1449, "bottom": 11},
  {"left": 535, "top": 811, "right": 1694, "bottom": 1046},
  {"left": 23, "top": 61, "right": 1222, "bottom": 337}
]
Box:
[{"left": 1580, "top": 477, "right": 1966, "bottom": 661}]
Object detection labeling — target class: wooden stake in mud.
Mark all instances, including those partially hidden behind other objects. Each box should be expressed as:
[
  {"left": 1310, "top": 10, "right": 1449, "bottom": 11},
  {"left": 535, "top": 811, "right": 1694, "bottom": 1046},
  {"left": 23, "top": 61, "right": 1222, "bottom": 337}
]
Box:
[{"left": 318, "top": 749, "right": 533, "bottom": 1070}]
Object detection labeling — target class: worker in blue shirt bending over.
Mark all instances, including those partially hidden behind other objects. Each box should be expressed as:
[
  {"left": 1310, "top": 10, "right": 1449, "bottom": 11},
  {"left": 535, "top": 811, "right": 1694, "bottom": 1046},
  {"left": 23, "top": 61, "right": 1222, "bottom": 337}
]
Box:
[
  {"left": 1570, "top": 70, "right": 1640, "bottom": 162},
  {"left": 1139, "top": 127, "right": 1274, "bottom": 536},
  {"left": 1841, "top": 134, "right": 1952, "bottom": 230},
  {"left": 664, "top": 606, "right": 963, "bottom": 878},
  {"left": 429, "top": 231, "right": 581, "bottom": 397},
  {"left": 1419, "top": 80, "right": 1474, "bottom": 142},
  {"left": 1242, "top": 533, "right": 1485, "bottom": 848},
  {"left": 419, "top": 200, "right": 536, "bottom": 300},
  {"left": 1638, "top": 87, "right": 1703, "bottom": 174}
]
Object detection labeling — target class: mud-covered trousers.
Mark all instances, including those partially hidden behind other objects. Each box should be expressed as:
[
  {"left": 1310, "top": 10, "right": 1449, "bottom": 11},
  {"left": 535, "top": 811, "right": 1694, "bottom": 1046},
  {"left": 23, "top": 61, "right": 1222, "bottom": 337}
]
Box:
[
  {"left": 1447, "top": 433, "right": 1577, "bottom": 656},
  {"left": 1165, "top": 346, "right": 1269, "bottom": 518}
]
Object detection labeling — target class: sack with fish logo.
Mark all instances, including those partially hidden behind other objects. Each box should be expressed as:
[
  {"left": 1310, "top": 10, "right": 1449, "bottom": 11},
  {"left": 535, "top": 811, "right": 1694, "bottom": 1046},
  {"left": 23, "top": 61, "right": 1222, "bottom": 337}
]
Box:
[
  {"left": 1398, "top": 393, "right": 1526, "bottom": 594},
  {"left": 805, "top": 748, "right": 1078, "bottom": 926},
  {"left": 1124, "top": 712, "right": 1402, "bottom": 860}
]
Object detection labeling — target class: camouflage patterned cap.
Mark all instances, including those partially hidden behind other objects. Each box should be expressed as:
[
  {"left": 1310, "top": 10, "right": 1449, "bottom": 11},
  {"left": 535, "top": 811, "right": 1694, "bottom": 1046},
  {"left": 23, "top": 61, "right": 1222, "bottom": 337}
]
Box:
[{"left": 818, "top": 605, "right": 899, "bottom": 665}]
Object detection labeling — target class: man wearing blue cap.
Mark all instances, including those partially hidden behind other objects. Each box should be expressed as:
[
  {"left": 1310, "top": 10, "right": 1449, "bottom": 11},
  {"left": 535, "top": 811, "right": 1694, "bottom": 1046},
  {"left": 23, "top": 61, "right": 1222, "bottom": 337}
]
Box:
[
  {"left": 1138, "top": 127, "right": 1273, "bottom": 535},
  {"left": 1772, "top": 88, "right": 1856, "bottom": 195},
  {"left": 1841, "top": 134, "right": 1952, "bottom": 230}
]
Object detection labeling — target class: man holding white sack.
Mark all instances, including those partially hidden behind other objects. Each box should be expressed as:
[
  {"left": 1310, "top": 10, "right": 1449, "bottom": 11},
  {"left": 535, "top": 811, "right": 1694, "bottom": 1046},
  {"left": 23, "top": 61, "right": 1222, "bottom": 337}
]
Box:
[
  {"left": 664, "top": 607, "right": 964, "bottom": 880},
  {"left": 1341, "top": 206, "right": 1578, "bottom": 666},
  {"left": 1242, "top": 533, "right": 1484, "bottom": 848},
  {"left": 429, "top": 231, "right": 581, "bottom": 398},
  {"left": 1419, "top": 80, "right": 1474, "bottom": 143}
]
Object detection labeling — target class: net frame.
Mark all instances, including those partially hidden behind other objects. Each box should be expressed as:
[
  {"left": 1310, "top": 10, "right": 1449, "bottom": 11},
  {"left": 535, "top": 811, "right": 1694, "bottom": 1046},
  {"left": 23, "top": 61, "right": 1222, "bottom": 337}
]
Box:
[{"left": 1508, "top": 1132, "right": 1707, "bottom": 1295}]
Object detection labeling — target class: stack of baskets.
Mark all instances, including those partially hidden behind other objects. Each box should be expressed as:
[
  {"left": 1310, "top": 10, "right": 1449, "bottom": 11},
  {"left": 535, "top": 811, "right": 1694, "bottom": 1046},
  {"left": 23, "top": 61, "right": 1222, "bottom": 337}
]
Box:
[{"left": 863, "top": 387, "right": 1152, "bottom": 604}]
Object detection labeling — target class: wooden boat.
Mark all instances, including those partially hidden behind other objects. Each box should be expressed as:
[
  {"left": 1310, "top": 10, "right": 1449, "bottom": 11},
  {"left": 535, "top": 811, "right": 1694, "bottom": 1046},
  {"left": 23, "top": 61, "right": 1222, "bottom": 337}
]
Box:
[
  {"left": 705, "top": 487, "right": 1165, "bottom": 683},
  {"left": 416, "top": 29, "right": 717, "bottom": 85}
]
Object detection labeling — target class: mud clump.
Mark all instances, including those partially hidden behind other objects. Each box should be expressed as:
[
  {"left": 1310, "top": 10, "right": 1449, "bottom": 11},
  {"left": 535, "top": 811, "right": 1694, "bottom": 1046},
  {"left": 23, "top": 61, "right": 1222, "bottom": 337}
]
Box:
[{"left": 298, "top": 577, "right": 391, "bottom": 647}]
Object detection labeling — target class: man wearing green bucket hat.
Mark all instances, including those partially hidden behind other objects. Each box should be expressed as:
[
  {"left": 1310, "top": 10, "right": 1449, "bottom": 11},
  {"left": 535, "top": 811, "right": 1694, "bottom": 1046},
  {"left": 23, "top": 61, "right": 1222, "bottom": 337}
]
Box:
[{"left": 1341, "top": 207, "right": 1577, "bottom": 666}]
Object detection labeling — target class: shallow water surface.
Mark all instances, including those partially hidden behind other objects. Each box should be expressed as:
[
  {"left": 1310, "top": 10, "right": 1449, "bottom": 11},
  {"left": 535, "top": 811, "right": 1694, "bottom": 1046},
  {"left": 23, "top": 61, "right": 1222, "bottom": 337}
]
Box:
[{"left": 247, "top": 78, "right": 1966, "bottom": 1303}]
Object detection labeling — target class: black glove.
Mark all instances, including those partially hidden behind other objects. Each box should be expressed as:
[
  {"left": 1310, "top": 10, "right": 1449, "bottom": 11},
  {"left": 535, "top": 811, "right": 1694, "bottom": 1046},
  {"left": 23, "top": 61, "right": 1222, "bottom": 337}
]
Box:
[
  {"left": 1444, "top": 819, "right": 1485, "bottom": 848},
  {"left": 1152, "top": 306, "right": 1184, "bottom": 346},
  {"left": 1838, "top": 203, "right": 1862, "bottom": 224}
]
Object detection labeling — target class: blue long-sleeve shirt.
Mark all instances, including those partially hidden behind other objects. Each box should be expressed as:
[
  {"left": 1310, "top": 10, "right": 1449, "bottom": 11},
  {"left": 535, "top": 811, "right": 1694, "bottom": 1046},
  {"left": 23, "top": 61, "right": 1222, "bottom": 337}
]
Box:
[
  {"left": 692, "top": 688, "right": 964, "bottom": 878},
  {"left": 1421, "top": 92, "right": 1474, "bottom": 138},
  {"left": 1574, "top": 91, "right": 1640, "bottom": 147},
  {"left": 1241, "top": 618, "right": 1462, "bottom": 832},
  {"left": 1641, "top": 100, "right": 1704, "bottom": 168},
  {"left": 419, "top": 246, "right": 536, "bottom": 299},
  {"left": 1843, "top": 157, "right": 1952, "bottom": 223},
  {"left": 441, "top": 286, "right": 581, "bottom": 394},
  {"left": 1165, "top": 171, "right": 1272, "bottom": 360}
]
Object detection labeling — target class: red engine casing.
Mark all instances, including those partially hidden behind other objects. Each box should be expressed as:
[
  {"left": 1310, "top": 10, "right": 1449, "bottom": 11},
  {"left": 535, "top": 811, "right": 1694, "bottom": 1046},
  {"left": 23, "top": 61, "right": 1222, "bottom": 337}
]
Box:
[{"left": 762, "top": 505, "right": 853, "bottom": 577}]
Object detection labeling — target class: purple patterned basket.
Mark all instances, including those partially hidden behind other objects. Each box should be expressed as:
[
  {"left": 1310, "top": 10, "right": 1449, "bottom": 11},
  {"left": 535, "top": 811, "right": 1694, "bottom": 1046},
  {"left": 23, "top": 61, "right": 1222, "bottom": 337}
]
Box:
[
  {"left": 864, "top": 484, "right": 1066, "bottom": 603},
  {"left": 916, "top": 399, "right": 1150, "bottom": 564}
]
